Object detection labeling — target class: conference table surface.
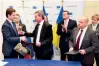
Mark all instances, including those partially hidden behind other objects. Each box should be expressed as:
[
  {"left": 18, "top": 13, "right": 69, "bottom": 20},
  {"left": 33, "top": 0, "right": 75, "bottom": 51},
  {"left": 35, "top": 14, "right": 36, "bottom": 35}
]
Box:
[{"left": 3, "top": 59, "right": 81, "bottom": 66}]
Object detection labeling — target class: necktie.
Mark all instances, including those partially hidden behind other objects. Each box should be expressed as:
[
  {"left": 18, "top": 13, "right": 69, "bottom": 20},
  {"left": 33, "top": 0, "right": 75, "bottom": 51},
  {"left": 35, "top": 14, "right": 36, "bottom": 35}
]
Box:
[
  {"left": 36, "top": 24, "right": 40, "bottom": 32},
  {"left": 75, "top": 30, "right": 83, "bottom": 50},
  {"left": 12, "top": 22, "right": 18, "bottom": 35}
]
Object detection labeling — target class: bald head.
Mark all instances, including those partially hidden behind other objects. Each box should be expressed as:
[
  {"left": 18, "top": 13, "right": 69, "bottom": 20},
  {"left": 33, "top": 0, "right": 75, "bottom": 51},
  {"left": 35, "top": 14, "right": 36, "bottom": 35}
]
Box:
[
  {"left": 79, "top": 16, "right": 89, "bottom": 23},
  {"left": 78, "top": 16, "right": 89, "bottom": 29}
]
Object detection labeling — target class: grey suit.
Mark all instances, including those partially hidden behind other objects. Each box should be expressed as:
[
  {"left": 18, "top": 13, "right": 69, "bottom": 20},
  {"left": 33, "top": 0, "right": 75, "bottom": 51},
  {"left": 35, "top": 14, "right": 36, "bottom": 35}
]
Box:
[
  {"left": 70, "top": 27, "right": 99, "bottom": 65},
  {"left": 89, "top": 24, "right": 99, "bottom": 53},
  {"left": 89, "top": 24, "right": 99, "bottom": 66}
]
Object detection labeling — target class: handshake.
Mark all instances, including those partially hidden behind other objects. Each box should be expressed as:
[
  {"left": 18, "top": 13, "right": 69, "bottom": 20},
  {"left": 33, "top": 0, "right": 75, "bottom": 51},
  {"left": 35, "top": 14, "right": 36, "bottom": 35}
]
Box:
[
  {"left": 20, "top": 36, "right": 27, "bottom": 43},
  {"left": 17, "top": 27, "right": 27, "bottom": 42}
]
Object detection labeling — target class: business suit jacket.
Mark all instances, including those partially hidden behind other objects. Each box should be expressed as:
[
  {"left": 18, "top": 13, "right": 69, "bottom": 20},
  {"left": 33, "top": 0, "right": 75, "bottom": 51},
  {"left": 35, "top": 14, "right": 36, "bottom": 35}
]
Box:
[
  {"left": 25, "top": 22, "right": 53, "bottom": 58},
  {"left": 70, "top": 27, "right": 99, "bottom": 64},
  {"left": 2, "top": 20, "right": 20, "bottom": 56},
  {"left": 89, "top": 24, "right": 99, "bottom": 53},
  {"left": 57, "top": 19, "right": 77, "bottom": 52}
]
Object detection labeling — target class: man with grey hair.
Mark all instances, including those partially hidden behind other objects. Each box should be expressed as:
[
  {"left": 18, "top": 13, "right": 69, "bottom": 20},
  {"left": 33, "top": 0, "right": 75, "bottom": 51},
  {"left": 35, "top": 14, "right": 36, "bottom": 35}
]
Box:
[
  {"left": 69, "top": 16, "right": 99, "bottom": 66},
  {"left": 25, "top": 10, "right": 53, "bottom": 60}
]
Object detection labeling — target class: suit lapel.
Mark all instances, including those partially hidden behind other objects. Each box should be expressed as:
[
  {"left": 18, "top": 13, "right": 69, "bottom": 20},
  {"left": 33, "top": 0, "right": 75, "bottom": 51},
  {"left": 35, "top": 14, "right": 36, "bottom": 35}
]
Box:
[
  {"left": 6, "top": 20, "right": 18, "bottom": 35},
  {"left": 61, "top": 20, "right": 64, "bottom": 25},
  {"left": 80, "top": 27, "right": 90, "bottom": 49},
  {"left": 12, "top": 22, "right": 18, "bottom": 35},
  {"left": 90, "top": 24, "right": 92, "bottom": 29},
  {"left": 74, "top": 28, "right": 79, "bottom": 45},
  {"left": 96, "top": 24, "right": 99, "bottom": 30},
  {"left": 67, "top": 19, "right": 71, "bottom": 29}
]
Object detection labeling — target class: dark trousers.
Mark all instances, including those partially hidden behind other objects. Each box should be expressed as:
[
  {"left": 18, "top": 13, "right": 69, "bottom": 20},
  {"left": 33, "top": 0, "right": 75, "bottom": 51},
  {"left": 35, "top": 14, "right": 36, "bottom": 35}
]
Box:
[
  {"left": 94, "top": 53, "right": 99, "bottom": 66},
  {"left": 60, "top": 49, "right": 66, "bottom": 61},
  {"left": 81, "top": 64, "right": 93, "bottom": 66},
  {"left": 4, "top": 50, "right": 24, "bottom": 59},
  {"left": 36, "top": 54, "right": 52, "bottom": 60},
  {"left": 60, "top": 48, "right": 69, "bottom": 61},
  {"left": 60, "top": 41, "right": 69, "bottom": 61},
  {"left": 35, "top": 51, "right": 53, "bottom": 60}
]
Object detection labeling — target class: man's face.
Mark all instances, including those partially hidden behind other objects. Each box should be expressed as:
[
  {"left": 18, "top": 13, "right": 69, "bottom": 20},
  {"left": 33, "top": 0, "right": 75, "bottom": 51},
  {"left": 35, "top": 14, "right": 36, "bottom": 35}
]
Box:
[
  {"left": 62, "top": 12, "right": 69, "bottom": 20},
  {"left": 13, "top": 15, "right": 20, "bottom": 23},
  {"left": 78, "top": 19, "right": 87, "bottom": 29},
  {"left": 8, "top": 12, "right": 15, "bottom": 21},
  {"left": 35, "top": 13, "right": 42, "bottom": 23},
  {"left": 92, "top": 17, "right": 98, "bottom": 24}
]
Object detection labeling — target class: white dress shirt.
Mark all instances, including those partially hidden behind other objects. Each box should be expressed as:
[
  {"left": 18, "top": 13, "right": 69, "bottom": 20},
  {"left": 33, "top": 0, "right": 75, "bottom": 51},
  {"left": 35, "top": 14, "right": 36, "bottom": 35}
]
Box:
[
  {"left": 76, "top": 26, "right": 88, "bottom": 49},
  {"left": 92, "top": 23, "right": 98, "bottom": 31},
  {"left": 36, "top": 20, "right": 44, "bottom": 43},
  {"left": 62, "top": 18, "right": 69, "bottom": 32},
  {"left": 64, "top": 18, "right": 69, "bottom": 28}
]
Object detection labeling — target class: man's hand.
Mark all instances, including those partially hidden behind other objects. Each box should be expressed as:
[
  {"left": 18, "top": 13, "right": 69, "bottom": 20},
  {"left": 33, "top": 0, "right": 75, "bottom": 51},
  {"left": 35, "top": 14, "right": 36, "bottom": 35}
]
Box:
[
  {"left": 20, "top": 36, "right": 27, "bottom": 42},
  {"left": 18, "top": 31, "right": 25, "bottom": 35},
  {"left": 69, "top": 47, "right": 73, "bottom": 52},
  {"left": 36, "top": 42, "right": 41, "bottom": 47},
  {"left": 61, "top": 24, "right": 67, "bottom": 32},
  {"left": 79, "top": 49, "right": 86, "bottom": 55}
]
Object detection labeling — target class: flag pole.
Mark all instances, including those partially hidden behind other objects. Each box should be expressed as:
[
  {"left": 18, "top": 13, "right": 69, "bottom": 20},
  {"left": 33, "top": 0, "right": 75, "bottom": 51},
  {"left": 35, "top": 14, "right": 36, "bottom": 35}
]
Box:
[
  {"left": 43, "top": 0, "right": 45, "bottom": 6},
  {"left": 22, "top": 0, "right": 24, "bottom": 9},
  {"left": 62, "top": 0, "right": 64, "bottom": 6}
]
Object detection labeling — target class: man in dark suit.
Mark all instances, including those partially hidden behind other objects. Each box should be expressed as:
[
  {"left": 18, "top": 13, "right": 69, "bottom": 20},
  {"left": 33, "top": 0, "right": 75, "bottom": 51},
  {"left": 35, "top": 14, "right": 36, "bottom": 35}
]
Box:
[
  {"left": 2, "top": 8, "right": 26, "bottom": 58},
  {"left": 89, "top": 14, "right": 99, "bottom": 66},
  {"left": 69, "top": 16, "right": 99, "bottom": 66},
  {"left": 25, "top": 10, "right": 53, "bottom": 60},
  {"left": 57, "top": 10, "right": 77, "bottom": 61}
]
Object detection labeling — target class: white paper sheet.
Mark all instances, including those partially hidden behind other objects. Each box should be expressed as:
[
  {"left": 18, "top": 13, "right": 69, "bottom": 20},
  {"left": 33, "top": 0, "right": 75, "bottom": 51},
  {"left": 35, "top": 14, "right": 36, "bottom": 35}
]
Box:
[{"left": 0, "top": 61, "right": 8, "bottom": 66}]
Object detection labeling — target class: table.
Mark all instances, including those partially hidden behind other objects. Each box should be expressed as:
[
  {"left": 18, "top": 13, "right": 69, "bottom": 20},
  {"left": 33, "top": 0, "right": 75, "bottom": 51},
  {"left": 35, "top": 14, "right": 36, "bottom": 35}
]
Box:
[{"left": 3, "top": 59, "right": 81, "bottom": 66}]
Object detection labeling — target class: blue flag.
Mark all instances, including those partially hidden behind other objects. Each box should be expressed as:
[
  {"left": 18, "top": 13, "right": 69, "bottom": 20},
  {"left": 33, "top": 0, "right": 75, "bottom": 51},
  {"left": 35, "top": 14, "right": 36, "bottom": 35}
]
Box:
[
  {"left": 56, "top": 6, "right": 64, "bottom": 23},
  {"left": 43, "top": 6, "right": 47, "bottom": 16}
]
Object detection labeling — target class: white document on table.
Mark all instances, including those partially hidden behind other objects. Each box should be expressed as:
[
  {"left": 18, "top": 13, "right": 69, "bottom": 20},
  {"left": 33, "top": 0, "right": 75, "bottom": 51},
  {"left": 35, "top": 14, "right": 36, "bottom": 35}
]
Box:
[{"left": 0, "top": 61, "right": 8, "bottom": 66}]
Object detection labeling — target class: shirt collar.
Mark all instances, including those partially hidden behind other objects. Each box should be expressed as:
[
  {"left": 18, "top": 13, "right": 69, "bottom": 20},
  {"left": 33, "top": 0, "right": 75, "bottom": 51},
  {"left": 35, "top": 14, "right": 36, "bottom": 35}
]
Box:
[
  {"left": 7, "top": 18, "right": 12, "bottom": 23},
  {"left": 92, "top": 23, "right": 98, "bottom": 27},
  {"left": 39, "top": 20, "right": 44, "bottom": 25},
  {"left": 64, "top": 18, "right": 69, "bottom": 22},
  {"left": 80, "top": 26, "right": 88, "bottom": 32}
]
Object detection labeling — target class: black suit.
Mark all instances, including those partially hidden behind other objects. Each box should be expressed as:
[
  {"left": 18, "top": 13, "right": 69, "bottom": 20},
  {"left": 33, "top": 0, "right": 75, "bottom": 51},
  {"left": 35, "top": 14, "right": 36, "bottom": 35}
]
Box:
[
  {"left": 89, "top": 24, "right": 99, "bottom": 66},
  {"left": 70, "top": 27, "right": 99, "bottom": 66},
  {"left": 25, "top": 22, "right": 53, "bottom": 60},
  {"left": 57, "top": 19, "right": 77, "bottom": 60},
  {"left": 2, "top": 20, "right": 20, "bottom": 58}
]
